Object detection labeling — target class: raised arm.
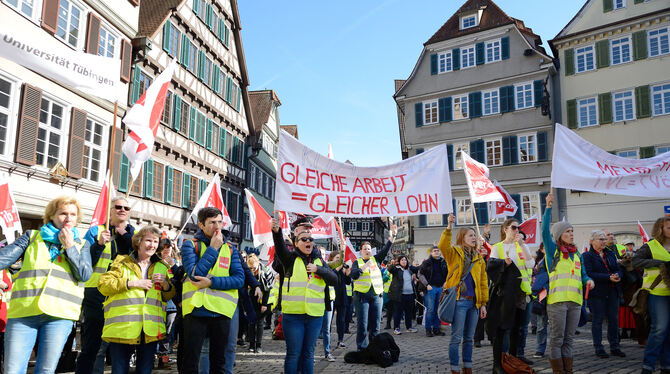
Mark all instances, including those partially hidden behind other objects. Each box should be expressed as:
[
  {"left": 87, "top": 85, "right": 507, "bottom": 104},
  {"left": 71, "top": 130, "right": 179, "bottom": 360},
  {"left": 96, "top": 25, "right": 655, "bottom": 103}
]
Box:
[{"left": 542, "top": 193, "right": 556, "bottom": 271}]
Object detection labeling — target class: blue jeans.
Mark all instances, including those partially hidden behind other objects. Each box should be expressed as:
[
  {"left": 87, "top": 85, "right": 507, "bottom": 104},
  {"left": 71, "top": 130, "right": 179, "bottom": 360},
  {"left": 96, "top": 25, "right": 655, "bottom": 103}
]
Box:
[
  {"left": 643, "top": 295, "right": 670, "bottom": 371},
  {"left": 535, "top": 312, "right": 548, "bottom": 354},
  {"left": 449, "top": 299, "right": 479, "bottom": 372},
  {"left": 109, "top": 341, "right": 156, "bottom": 374},
  {"left": 283, "top": 313, "right": 323, "bottom": 374},
  {"left": 517, "top": 302, "right": 534, "bottom": 357},
  {"left": 4, "top": 315, "right": 74, "bottom": 374},
  {"left": 353, "top": 290, "right": 383, "bottom": 350},
  {"left": 198, "top": 338, "right": 209, "bottom": 374},
  {"left": 424, "top": 286, "right": 442, "bottom": 332},
  {"left": 321, "top": 301, "right": 333, "bottom": 356},
  {"left": 588, "top": 287, "right": 620, "bottom": 352}
]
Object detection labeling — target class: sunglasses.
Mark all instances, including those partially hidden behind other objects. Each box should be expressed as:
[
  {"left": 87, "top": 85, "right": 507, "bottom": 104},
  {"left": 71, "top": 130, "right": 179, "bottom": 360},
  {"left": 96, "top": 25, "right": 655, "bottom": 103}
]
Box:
[
  {"left": 114, "top": 205, "right": 131, "bottom": 211},
  {"left": 510, "top": 225, "right": 520, "bottom": 230},
  {"left": 298, "top": 237, "right": 314, "bottom": 243}
]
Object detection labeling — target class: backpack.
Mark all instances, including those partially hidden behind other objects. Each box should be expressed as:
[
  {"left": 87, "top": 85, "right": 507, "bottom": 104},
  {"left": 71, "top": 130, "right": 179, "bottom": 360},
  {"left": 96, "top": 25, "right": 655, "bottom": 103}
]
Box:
[
  {"left": 272, "top": 313, "right": 284, "bottom": 340},
  {"left": 501, "top": 353, "right": 535, "bottom": 374}
]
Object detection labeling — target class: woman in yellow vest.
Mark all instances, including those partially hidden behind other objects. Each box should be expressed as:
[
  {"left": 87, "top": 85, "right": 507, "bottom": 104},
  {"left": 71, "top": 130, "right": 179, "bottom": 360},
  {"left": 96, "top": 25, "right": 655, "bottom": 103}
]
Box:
[
  {"left": 487, "top": 218, "right": 535, "bottom": 373},
  {"left": 270, "top": 216, "right": 337, "bottom": 374},
  {"left": 0, "top": 196, "right": 92, "bottom": 374},
  {"left": 438, "top": 213, "right": 488, "bottom": 374},
  {"left": 542, "top": 193, "right": 594, "bottom": 374},
  {"left": 98, "top": 226, "right": 175, "bottom": 374},
  {"left": 632, "top": 217, "right": 670, "bottom": 374}
]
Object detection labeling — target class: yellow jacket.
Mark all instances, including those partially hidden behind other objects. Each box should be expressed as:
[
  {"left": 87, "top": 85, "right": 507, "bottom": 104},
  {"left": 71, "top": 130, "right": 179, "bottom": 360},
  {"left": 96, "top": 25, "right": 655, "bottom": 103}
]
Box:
[
  {"left": 438, "top": 228, "right": 489, "bottom": 309},
  {"left": 98, "top": 253, "right": 176, "bottom": 344}
]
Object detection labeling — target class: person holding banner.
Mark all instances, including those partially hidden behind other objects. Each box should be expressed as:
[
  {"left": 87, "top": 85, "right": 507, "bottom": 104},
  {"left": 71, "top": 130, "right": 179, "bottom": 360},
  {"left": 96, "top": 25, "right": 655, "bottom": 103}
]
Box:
[
  {"left": 0, "top": 196, "right": 92, "bottom": 374},
  {"left": 542, "top": 193, "right": 594, "bottom": 374},
  {"left": 270, "top": 216, "right": 337, "bottom": 374},
  {"left": 438, "top": 214, "right": 488, "bottom": 374},
  {"left": 350, "top": 226, "right": 397, "bottom": 351},
  {"left": 632, "top": 217, "right": 670, "bottom": 374}
]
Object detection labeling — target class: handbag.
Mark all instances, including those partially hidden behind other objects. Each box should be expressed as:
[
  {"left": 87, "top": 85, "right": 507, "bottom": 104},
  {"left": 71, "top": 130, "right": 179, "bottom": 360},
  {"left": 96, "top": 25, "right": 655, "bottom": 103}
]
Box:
[
  {"left": 501, "top": 352, "right": 535, "bottom": 374},
  {"left": 629, "top": 274, "right": 662, "bottom": 315},
  {"left": 438, "top": 260, "right": 476, "bottom": 323}
]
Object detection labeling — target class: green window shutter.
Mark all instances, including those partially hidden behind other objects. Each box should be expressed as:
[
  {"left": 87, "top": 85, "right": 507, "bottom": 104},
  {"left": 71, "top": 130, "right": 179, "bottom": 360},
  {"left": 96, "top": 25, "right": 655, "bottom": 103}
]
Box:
[
  {"left": 219, "top": 128, "right": 226, "bottom": 156},
  {"left": 165, "top": 166, "right": 173, "bottom": 204},
  {"left": 635, "top": 85, "right": 651, "bottom": 118},
  {"left": 118, "top": 154, "right": 129, "bottom": 192},
  {"left": 189, "top": 107, "right": 196, "bottom": 140},
  {"left": 452, "top": 48, "right": 460, "bottom": 70},
  {"left": 162, "top": 20, "right": 171, "bottom": 52},
  {"left": 131, "top": 65, "right": 141, "bottom": 104},
  {"left": 533, "top": 80, "right": 544, "bottom": 108},
  {"left": 192, "top": 0, "right": 199, "bottom": 14},
  {"left": 143, "top": 159, "right": 154, "bottom": 198},
  {"left": 598, "top": 93, "right": 612, "bottom": 124},
  {"left": 633, "top": 31, "right": 648, "bottom": 60},
  {"left": 226, "top": 77, "right": 233, "bottom": 102},
  {"left": 640, "top": 146, "right": 655, "bottom": 159},
  {"left": 596, "top": 40, "right": 610, "bottom": 68},
  {"left": 172, "top": 95, "right": 182, "bottom": 131},
  {"left": 430, "top": 54, "right": 437, "bottom": 75},
  {"left": 475, "top": 42, "right": 485, "bottom": 65},
  {"left": 182, "top": 173, "right": 191, "bottom": 208},
  {"left": 206, "top": 118, "right": 213, "bottom": 150},
  {"left": 225, "top": 25, "right": 230, "bottom": 47},
  {"left": 236, "top": 86, "right": 242, "bottom": 112},
  {"left": 564, "top": 48, "right": 575, "bottom": 76},
  {"left": 567, "top": 99, "right": 578, "bottom": 129},
  {"left": 180, "top": 35, "right": 188, "bottom": 66},
  {"left": 212, "top": 65, "right": 220, "bottom": 94},
  {"left": 198, "top": 50, "right": 204, "bottom": 80},
  {"left": 199, "top": 179, "right": 207, "bottom": 197},
  {"left": 241, "top": 140, "right": 247, "bottom": 168},
  {"left": 603, "top": 0, "right": 613, "bottom": 12},
  {"left": 198, "top": 112, "right": 206, "bottom": 146}
]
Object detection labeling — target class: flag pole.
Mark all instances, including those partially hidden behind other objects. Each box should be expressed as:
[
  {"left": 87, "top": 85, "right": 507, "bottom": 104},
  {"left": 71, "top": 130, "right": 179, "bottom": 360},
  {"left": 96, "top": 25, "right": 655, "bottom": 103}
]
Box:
[
  {"left": 470, "top": 200, "right": 483, "bottom": 249},
  {"left": 125, "top": 178, "right": 135, "bottom": 198},
  {"left": 105, "top": 101, "right": 118, "bottom": 231},
  {"left": 175, "top": 211, "right": 196, "bottom": 240}
]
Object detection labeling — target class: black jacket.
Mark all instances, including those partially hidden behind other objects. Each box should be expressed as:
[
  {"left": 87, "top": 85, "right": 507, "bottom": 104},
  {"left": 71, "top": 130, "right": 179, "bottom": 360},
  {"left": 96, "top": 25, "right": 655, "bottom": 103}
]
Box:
[
  {"left": 334, "top": 268, "right": 352, "bottom": 307},
  {"left": 388, "top": 265, "right": 419, "bottom": 302},
  {"left": 486, "top": 258, "right": 524, "bottom": 332},
  {"left": 583, "top": 246, "right": 623, "bottom": 299},
  {"left": 418, "top": 256, "right": 448, "bottom": 288}
]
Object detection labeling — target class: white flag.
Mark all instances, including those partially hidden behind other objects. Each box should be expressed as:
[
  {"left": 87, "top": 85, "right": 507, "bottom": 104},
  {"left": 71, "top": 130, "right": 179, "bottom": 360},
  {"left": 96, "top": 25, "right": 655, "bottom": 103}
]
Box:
[{"left": 190, "top": 173, "right": 233, "bottom": 230}]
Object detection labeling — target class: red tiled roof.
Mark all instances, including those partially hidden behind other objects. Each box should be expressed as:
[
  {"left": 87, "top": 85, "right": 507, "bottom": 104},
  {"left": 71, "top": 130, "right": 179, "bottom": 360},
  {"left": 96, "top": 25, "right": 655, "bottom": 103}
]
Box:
[
  {"left": 281, "top": 125, "right": 298, "bottom": 139},
  {"left": 137, "top": 0, "right": 183, "bottom": 38},
  {"left": 249, "top": 90, "right": 281, "bottom": 135}
]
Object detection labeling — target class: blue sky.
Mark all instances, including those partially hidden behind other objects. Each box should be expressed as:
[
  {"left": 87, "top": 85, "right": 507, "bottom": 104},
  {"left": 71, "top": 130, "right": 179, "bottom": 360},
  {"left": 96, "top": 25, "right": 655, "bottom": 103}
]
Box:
[{"left": 238, "top": 0, "right": 585, "bottom": 166}]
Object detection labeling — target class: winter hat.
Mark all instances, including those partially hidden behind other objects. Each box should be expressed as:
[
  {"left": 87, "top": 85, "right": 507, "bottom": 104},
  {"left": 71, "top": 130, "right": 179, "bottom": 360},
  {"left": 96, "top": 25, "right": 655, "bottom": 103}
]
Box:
[{"left": 551, "top": 219, "right": 573, "bottom": 244}]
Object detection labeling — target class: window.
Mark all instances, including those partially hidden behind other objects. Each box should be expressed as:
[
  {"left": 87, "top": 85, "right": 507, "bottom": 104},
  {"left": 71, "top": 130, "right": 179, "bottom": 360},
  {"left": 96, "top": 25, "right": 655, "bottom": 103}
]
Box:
[
  {"left": 518, "top": 134, "right": 537, "bottom": 163},
  {"left": 454, "top": 143, "right": 469, "bottom": 170},
  {"left": 423, "top": 100, "right": 438, "bottom": 125},
  {"left": 130, "top": 169, "right": 142, "bottom": 195},
  {"left": 483, "top": 89, "right": 499, "bottom": 115},
  {"left": 453, "top": 95, "right": 468, "bottom": 120},
  {"left": 98, "top": 25, "right": 116, "bottom": 58},
  {"left": 136, "top": 69, "right": 152, "bottom": 100},
  {"left": 652, "top": 83, "right": 670, "bottom": 116},
  {"left": 348, "top": 221, "right": 357, "bottom": 231},
  {"left": 82, "top": 118, "right": 105, "bottom": 182},
  {"left": 656, "top": 145, "right": 670, "bottom": 155},
  {"left": 578, "top": 97, "right": 598, "bottom": 127},
  {"left": 614, "top": 0, "right": 625, "bottom": 9},
  {"left": 487, "top": 203, "right": 505, "bottom": 224},
  {"left": 189, "top": 177, "right": 199, "bottom": 208},
  {"left": 249, "top": 165, "right": 256, "bottom": 190},
  {"left": 485, "top": 138, "right": 502, "bottom": 166},
  {"left": 179, "top": 100, "right": 190, "bottom": 137},
  {"left": 0, "top": 77, "right": 12, "bottom": 155},
  {"left": 575, "top": 45, "right": 595, "bottom": 73},
  {"left": 648, "top": 27, "right": 669, "bottom": 57},
  {"left": 161, "top": 91, "right": 172, "bottom": 126},
  {"left": 461, "top": 15, "right": 477, "bottom": 30},
  {"left": 187, "top": 42, "right": 198, "bottom": 74},
  {"left": 152, "top": 162, "right": 164, "bottom": 201},
  {"left": 172, "top": 170, "right": 182, "bottom": 206},
  {"left": 461, "top": 45, "right": 475, "bottom": 69},
  {"left": 36, "top": 97, "right": 64, "bottom": 168},
  {"left": 5, "top": 0, "right": 36, "bottom": 18},
  {"left": 617, "top": 149, "right": 638, "bottom": 159},
  {"left": 427, "top": 214, "right": 442, "bottom": 227},
  {"left": 362, "top": 222, "right": 371, "bottom": 231},
  {"left": 56, "top": 0, "right": 82, "bottom": 48},
  {"left": 202, "top": 56, "right": 212, "bottom": 86},
  {"left": 485, "top": 39, "right": 501, "bottom": 63},
  {"left": 166, "top": 23, "right": 180, "bottom": 57},
  {"left": 613, "top": 91, "right": 635, "bottom": 122},
  {"left": 438, "top": 51, "right": 452, "bottom": 73},
  {"left": 217, "top": 72, "right": 226, "bottom": 97},
  {"left": 456, "top": 198, "right": 473, "bottom": 225},
  {"left": 611, "top": 36, "right": 632, "bottom": 65},
  {"left": 520, "top": 192, "right": 540, "bottom": 220},
  {"left": 515, "top": 83, "right": 534, "bottom": 110},
  {"left": 244, "top": 213, "right": 252, "bottom": 241}
]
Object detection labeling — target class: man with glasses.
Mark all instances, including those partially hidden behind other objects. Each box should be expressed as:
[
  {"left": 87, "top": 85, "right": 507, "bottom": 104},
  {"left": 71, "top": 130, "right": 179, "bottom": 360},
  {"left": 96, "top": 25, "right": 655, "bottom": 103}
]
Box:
[{"left": 76, "top": 197, "right": 135, "bottom": 374}]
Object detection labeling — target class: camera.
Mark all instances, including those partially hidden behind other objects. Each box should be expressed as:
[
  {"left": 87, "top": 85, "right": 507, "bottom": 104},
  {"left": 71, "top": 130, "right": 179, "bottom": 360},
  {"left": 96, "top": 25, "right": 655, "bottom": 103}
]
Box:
[{"left": 343, "top": 263, "right": 350, "bottom": 269}]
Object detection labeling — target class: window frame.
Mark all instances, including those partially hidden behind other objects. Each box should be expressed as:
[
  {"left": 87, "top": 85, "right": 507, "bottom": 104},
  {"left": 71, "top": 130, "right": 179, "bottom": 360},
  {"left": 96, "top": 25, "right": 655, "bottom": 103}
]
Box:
[
  {"left": 455, "top": 197, "right": 474, "bottom": 225},
  {"left": 518, "top": 132, "right": 537, "bottom": 164},
  {"left": 347, "top": 221, "right": 357, "bottom": 231},
  {"left": 610, "top": 35, "right": 632, "bottom": 65},
  {"left": 453, "top": 94, "right": 469, "bottom": 120},
  {"left": 152, "top": 161, "right": 164, "bottom": 201},
  {"left": 652, "top": 83, "right": 670, "bottom": 117},
  {"left": 485, "top": 39, "right": 501, "bottom": 63},
  {"left": 487, "top": 202, "right": 506, "bottom": 224},
  {"left": 482, "top": 89, "right": 499, "bottom": 115},
  {"left": 3, "top": 0, "right": 40, "bottom": 21},
  {"left": 515, "top": 82, "right": 534, "bottom": 110},
  {"left": 617, "top": 149, "right": 639, "bottom": 159},
  {"left": 97, "top": 21, "right": 119, "bottom": 58},
  {"left": 460, "top": 14, "right": 478, "bottom": 30},
  {"left": 577, "top": 96, "right": 598, "bottom": 128},
  {"left": 161, "top": 90, "right": 173, "bottom": 126},
  {"left": 460, "top": 45, "right": 476, "bottom": 69},
  {"left": 36, "top": 94, "right": 67, "bottom": 169},
  {"left": 438, "top": 51, "right": 452, "bottom": 73},
  {"left": 0, "top": 73, "right": 17, "bottom": 158},
  {"left": 361, "top": 221, "right": 371, "bottom": 231},
  {"left": 575, "top": 45, "right": 595, "bottom": 73},
  {"left": 648, "top": 27, "right": 669, "bottom": 58},
  {"left": 655, "top": 145, "right": 670, "bottom": 155},
  {"left": 423, "top": 99, "right": 438, "bottom": 125},
  {"left": 612, "top": 90, "right": 635, "bottom": 122},
  {"left": 82, "top": 116, "right": 108, "bottom": 183},
  {"left": 167, "top": 22, "right": 181, "bottom": 57},
  {"left": 485, "top": 137, "right": 503, "bottom": 167},
  {"left": 613, "top": 0, "right": 626, "bottom": 10},
  {"left": 172, "top": 169, "right": 183, "bottom": 207},
  {"left": 55, "top": 0, "right": 84, "bottom": 49},
  {"left": 520, "top": 192, "right": 541, "bottom": 221},
  {"left": 426, "top": 214, "right": 443, "bottom": 227},
  {"left": 453, "top": 142, "right": 469, "bottom": 170}
]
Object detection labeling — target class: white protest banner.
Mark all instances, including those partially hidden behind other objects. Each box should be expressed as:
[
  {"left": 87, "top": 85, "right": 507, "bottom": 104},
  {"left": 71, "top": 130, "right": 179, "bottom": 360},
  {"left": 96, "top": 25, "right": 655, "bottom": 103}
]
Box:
[
  {"left": 552, "top": 123, "right": 670, "bottom": 197},
  {"left": 0, "top": 25, "right": 124, "bottom": 102},
  {"left": 275, "top": 130, "right": 453, "bottom": 217}
]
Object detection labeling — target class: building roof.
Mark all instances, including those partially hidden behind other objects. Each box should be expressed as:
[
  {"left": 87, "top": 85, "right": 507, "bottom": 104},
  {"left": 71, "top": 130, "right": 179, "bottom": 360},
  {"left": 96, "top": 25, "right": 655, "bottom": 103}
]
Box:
[
  {"left": 425, "top": 0, "right": 515, "bottom": 45},
  {"left": 281, "top": 125, "right": 298, "bottom": 139},
  {"left": 137, "top": 0, "right": 183, "bottom": 38},
  {"left": 248, "top": 90, "right": 281, "bottom": 135}
]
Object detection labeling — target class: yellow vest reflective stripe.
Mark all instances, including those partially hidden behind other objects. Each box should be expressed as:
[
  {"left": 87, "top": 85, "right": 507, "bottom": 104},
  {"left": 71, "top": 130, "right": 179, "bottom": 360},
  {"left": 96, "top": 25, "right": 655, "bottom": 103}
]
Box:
[
  {"left": 546, "top": 252, "right": 583, "bottom": 305},
  {"left": 346, "top": 282, "right": 353, "bottom": 297},
  {"left": 494, "top": 242, "right": 532, "bottom": 295},
  {"left": 102, "top": 260, "right": 169, "bottom": 341},
  {"left": 267, "top": 285, "right": 278, "bottom": 310},
  {"left": 182, "top": 241, "right": 238, "bottom": 318},
  {"left": 282, "top": 258, "right": 326, "bottom": 317},
  {"left": 329, "top": 286, "right": 336, "bottom": 301},
  {"left": 85, "top": 225, "right": 113, "bottom": 288},
  {"left": 642, "top": 239, "right": 670, "bottom": 296},
  {"left": 383, "top": 273, "right": 392, "bottom": 293},
  {"left": 8, "top": 231, "right": 85, "bottom": 320},
  {"left": 354, "top": 257, "right": 384, "bottom": 295}
]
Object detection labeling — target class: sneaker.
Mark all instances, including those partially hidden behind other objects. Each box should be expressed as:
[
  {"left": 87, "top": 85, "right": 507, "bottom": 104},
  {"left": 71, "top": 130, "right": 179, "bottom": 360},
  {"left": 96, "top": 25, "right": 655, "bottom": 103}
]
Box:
[
  {"left": 610, "top": 349, "right": 626, "bottom": 357},
  {"left": 248, "top": 347, "right": 255, "bottom": 352},
  {"left": 426, "top": 330, "right": 434, "bottom": 337},
  {"left": 338, "top": 341, "right": 346, "bottom": 348},
  {"left": 256, "top": 347, "right": 263, "bottom": 354},
  {"left": 325, "top": 354, "right": 336, "bottom": 362},
  {"left": 533, "top": 352, "right": 545, "bottom": 358},
  {"left": 596, "top": 349, "right": 609, "bottom": 358},
  {"left": 407, "top": 327, "right": 418, "bottom": 333},
  {"left": 518, "top": 356, "right": 534, "bottom": 365},
  {"left": 433, "top": 329, "right": 446, "bottom": 336},
  {"left": 393, "top": 328, "right": 402, "bottom": 335}
]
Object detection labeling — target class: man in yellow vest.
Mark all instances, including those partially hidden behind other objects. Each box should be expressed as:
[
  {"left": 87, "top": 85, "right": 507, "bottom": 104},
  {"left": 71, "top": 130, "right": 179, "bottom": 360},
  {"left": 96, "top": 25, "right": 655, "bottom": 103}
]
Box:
[
  {"left": 350, "top": 225, "right": 396, "bottom": 350},
  {"left": 76, "top": 196, "right": 135, "bottom": 374},
  {"left": 180, "top": 207, "right": 244, "bottom": 374},
  {"left": 604, "top": 229, "right": 628, "bottom": 258}
]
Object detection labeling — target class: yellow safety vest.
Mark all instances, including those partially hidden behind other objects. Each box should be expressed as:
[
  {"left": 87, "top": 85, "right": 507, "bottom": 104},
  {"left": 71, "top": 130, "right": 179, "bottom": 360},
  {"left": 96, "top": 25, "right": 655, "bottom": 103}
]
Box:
[
  {"left": 615, "top": 243, "right": 627, "bottom": 258},
  {"left": 8, "top": 231, "right": 85, "bottom": 320},
  {"left": 267, "top": 285, "right": 278, "bottom": 311},
  {"left": 346, "top": 282, "right": 353, "bottom": 297},
  {"left": 642, "top": 239, "right": 670, "bottom": 296},
  {"left": 85, "top": 225, "right": 113, "bottom": 288},
  {"left": 102, "top": 260, "right": 169, "bottom": 342},
  {"left": 546, "top": 251, "right": 583, "bottom": 305},
  {"left": 182, "top": 241, "right": 238, "bottom": 318},
  {"left": 383, "top": 273, "right": 392, "bottom": 293},
  {"left": 354, "top": 257, "right": 384, "bottom": 295},
  {"left": 282, "top": 258, "right": 326, "bottom": 317},
  {"left": 494, "top": 242, "right": 532, "bottom": 295}
]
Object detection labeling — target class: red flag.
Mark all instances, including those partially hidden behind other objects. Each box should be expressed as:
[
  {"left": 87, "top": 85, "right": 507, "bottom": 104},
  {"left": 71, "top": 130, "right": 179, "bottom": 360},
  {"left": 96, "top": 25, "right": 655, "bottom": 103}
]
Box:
[
  {"left": 90, "top": 170, "right": 114, "bottom": 228},
  {"left": 245, "top": 189, "right": 274, "bottom": 260},
  {"left": 312, "top": 216, "right": 336, "bottom": 239},
  {"left": 276, "top": 210, "right": 291, "bottom": 236},
  {"left": 462, "top": 152, "right": 504, "bottom": 203},
  {"left": 638, "top": 221, "right": 650, "bottom": 243},
  {"left": 191, "top": 173, "right": 232, "bottom": 229},
  {"left": 0, "top": 178, "right": 22, "bottom": 243},
  {"left": 490, "top": 180, "right": 517, "bottom": 218},
  {"left": 519, "top": 215, "right": 539, "bottom": 246},
  {"left": 344, "top": 237, "right": 358, "bottom": 263}
]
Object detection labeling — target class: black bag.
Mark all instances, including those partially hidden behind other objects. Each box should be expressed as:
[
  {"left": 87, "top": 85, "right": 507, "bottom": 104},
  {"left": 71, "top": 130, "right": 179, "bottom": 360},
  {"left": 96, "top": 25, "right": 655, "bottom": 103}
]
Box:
[{"left": 344, "top": 332, "right": 400, "bottom": 368}]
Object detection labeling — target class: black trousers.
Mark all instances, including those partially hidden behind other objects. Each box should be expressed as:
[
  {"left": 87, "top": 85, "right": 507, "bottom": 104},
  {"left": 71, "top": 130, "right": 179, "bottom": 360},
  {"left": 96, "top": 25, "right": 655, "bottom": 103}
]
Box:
[
  {"left": 492, "top": 307, "right": 525, "bottom": 366},
  {"left": 248, "top": 310, "right": 267, "bottom": 349},
  {"left": 393, "top": 294, "right": 415, "bottom": 329},
  {"left": 75, "top": 304, "right": 105, "bottom": 374},
  {"left": 183, "top": 315, "right": 231, "bottom": 374}
]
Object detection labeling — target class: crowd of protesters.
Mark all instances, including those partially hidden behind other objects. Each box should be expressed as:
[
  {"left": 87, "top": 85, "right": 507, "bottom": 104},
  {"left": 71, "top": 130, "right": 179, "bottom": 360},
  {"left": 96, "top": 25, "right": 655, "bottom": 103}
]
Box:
[{"left": 0, "top": 193, "right": 668, "bottom": 374}]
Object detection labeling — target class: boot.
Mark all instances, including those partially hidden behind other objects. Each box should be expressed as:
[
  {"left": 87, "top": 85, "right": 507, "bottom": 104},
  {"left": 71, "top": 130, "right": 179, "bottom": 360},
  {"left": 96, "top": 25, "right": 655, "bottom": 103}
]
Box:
[
  {"left": 549, "top": 358, "right": 564, "bottom": 374},
  {"left": 562, "top": 357, "right": 573, "bottom": 374},
  {"left": 452, "top": 371, "right": 460, "bottom": 374},
  {"left": 462, "top": 368, "right": 472, "bottom": 374}
]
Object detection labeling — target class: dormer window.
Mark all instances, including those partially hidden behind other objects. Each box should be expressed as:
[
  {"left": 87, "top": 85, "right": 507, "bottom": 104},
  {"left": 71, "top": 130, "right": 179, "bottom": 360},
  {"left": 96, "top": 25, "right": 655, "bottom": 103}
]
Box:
[{"left": 461, "top": 14, "right": 478, "bottom": 30}]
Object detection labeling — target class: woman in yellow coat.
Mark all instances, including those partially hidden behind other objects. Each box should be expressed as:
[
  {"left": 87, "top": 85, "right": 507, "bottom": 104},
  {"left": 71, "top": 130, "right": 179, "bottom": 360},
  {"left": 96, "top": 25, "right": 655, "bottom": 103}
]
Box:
[{"left": 98, "top": 226, "right": 175, "bottom": 374}]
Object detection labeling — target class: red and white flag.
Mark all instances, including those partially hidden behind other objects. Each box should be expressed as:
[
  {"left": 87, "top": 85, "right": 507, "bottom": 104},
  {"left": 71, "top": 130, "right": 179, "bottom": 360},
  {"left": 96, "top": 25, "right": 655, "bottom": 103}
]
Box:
[
  {"left": 245, "top": 189, "right": 274, "bottom": 260},
  {"left": 192, "top": 173, "right": 232, "bottom": 229},
  {"left": 312, "top": 216, "right": 336, "bottom": 239},
  {"left": 275, "top": 210, "right": 291, "bottom": 236},
  {"left": 90, "top": 170, "right": 114, "bottom": 228},
  {"left": 344, "top": 237, "right": 358, "bottom": 263},
  {"left": 490, "top": 180, "right": 517, "bottom": 218},
  {"left": 638, "top": 220, "right": 650, "bottom": 243},
  {"left": 0, "top": 178, "right": 22, "bottom": 243},
  {"left": 519, "top": 214, "right": 539, "bottom": 247},
  {"left": 122, "top": 61, "right": 176, "bottom": 181},
  {"left": 462, "top": 152, "right": 504, "bottom": 203}
]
